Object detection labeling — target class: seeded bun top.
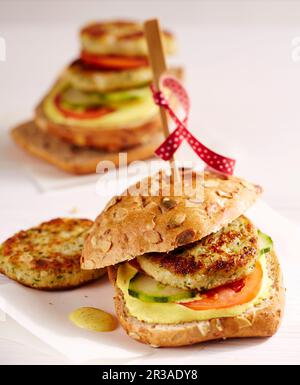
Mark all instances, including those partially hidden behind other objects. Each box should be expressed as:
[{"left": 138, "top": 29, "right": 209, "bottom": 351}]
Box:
[{"left": 81, "top": 170, "right": 262, "bottom": 269}]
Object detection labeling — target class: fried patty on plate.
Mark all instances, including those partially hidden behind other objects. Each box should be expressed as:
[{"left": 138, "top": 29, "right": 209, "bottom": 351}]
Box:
[{"left": 0, "top": 218, "right": 105, "bottom": 290}]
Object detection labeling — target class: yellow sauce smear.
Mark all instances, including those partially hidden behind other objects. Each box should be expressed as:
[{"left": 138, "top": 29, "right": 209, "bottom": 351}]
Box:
[{"left": 69, "top": 307, "right": 117, "bottom": 332}]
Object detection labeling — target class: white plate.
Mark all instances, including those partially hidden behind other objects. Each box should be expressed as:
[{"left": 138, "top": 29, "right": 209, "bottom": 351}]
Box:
[{"left": 0, "top": 200, "right": 299, "bottom": 364}]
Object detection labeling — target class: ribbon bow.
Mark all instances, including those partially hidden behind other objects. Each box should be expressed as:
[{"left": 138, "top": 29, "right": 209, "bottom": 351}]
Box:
[{"left": 151, "top": 76, "right": 236, "bottom": 175}]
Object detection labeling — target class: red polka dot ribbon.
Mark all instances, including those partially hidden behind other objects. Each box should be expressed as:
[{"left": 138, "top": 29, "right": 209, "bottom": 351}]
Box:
[{"left": 151, "top": 75, "right": 236, "bottom": 175}]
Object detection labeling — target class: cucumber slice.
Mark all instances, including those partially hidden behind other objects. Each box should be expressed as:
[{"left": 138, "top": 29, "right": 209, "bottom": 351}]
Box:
[
  {"left": 258, "top": 230, "right": 273, "bottom": 256},
  {"left": 103, "top": 87, "right": 150, "bottom": 103},
  {"left": 61, "top": 87, "right": 149, "bottom": 108},
  {"left": 128, "top": 272, "right": 196, "bottom": 303},
  {"left": 61, "top": 88, "right": 104, "bottom": 107}
]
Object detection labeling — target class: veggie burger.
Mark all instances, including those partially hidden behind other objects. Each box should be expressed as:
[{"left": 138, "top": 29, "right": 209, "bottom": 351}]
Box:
[
  {"left": 36, "top": 20, "right": 178, "bottom": 152},
  {"left": 81, "top": 170, "right": 284, "bottom": 347}
]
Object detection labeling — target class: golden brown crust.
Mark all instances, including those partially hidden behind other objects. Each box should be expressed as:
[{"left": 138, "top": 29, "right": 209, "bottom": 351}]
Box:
[
  {"left": 82, "top": 171, "right": 262, "bottom": 269},
  {"left": 137, "top": 216, "right": 259, "bottom": 291},
  {"left": 64, "top": 59, "right": 153, "bottom": 93},
  {"left": 81, "top": 20, "right": 173, "bottom": 40},
  {"left": 80, "top": 20, "right": 176, "bottom": 57},
  {"left": 64, "top": 61, "right": 183, "bottom": 93},
  {"left": 0, "top": 218, "right": 106, "bottom": 290},
  {"left": 0, "top": 267, "right": 106, "bottom": 291},
  {"left": 35, "top": 103, "right": 162, "bottom": 152},
  {"left": 11, "top": 121, "right": 163, "bottom": 175},
  {"left": 108, "top": 250, "right": 284, "bottom": 347}
]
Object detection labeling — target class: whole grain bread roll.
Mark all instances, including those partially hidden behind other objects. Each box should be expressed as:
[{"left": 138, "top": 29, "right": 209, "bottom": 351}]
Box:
[
  {"left": 108, "top": 250, "right": 284, "bottom": 347},
  {"left": 81, "top": 170, "right": 262, "bottom": 269},
  {"left": 11, "top": 121, "right": 163, "bottom": 175}
]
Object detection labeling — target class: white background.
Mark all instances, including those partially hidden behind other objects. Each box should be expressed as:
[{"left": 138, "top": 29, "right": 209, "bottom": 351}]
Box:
[{"left": 0, "top": 0, "right": 300, "bottom": 364}]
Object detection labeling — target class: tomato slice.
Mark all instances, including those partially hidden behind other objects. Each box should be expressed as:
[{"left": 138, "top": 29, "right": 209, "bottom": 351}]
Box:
[
  {"left": 54, "top": 94, "right": 114, "bottom": 120},
  {"left": 80, "top": 51, "right": 148, "bottom": 70},
  {"left": 179, "top": 262, "right": 263, "bottom": 311},
  {"left": 129, "top": 259, "right": 144, "bottom": 272}
]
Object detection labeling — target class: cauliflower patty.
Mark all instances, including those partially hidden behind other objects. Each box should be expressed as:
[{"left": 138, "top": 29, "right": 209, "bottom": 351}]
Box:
[
  {"left": 137, "top": 216, "right": 258, "bottom": 291},
  {"left": 65, "top": 59, "right": 153, "bottom": 93},
  {"left": 0, "top": 218, "right": 105, "bottom": 290}
]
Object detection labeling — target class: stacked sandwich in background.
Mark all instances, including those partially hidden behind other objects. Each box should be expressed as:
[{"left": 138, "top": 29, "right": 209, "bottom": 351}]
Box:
[{"left": 11, "top": 20, "right": 179, "bottom": 174}]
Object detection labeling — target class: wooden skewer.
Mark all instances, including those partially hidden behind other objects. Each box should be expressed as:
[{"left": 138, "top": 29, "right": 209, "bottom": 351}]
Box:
[{"left": 143, "top": 18, "right": 179, "bottom": 185}]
